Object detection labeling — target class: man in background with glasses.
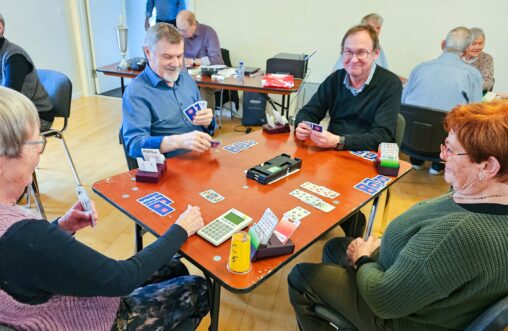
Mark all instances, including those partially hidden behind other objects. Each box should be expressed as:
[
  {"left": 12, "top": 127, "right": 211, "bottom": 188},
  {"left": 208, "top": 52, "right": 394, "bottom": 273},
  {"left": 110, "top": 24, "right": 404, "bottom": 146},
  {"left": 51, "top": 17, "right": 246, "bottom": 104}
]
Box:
[
  {"left": 333, "top": 13, "right": 388, "bottom": 71},
  {"left": 294, "top": 24, "right": 402, "bottom": 237},
  {"left": 402, "top": 27, "right": 482, "bottom": 175}
]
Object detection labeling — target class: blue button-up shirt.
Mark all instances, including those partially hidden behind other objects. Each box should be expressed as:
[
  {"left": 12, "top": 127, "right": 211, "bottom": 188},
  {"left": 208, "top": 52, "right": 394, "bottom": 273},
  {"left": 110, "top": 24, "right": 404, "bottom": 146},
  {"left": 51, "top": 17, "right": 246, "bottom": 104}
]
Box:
[
  {"left": 146, "top": 0, "right": 186, "bottom": 21},
  {"left": 122, "top": 64, "right": 215, "bottom": 158},
  {"left": 402, "top": 52, "right": 483, "bottom": 111},
  {"left": 343, "top": 63, "right": 377, "bottom": 96}
]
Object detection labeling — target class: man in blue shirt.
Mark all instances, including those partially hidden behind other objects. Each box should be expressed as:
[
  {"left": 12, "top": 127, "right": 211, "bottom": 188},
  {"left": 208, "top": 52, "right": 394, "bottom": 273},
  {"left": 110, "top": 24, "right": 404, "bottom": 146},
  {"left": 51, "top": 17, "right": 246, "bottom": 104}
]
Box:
[
  {"left": 145, "top": 0, "right": 186, "bottom": 29},
  {"left": 402, "top": 26, "right": 482, "bottom": 174},
  {"left": 122, "top": 23, "right": 215, "bottom": 159}
]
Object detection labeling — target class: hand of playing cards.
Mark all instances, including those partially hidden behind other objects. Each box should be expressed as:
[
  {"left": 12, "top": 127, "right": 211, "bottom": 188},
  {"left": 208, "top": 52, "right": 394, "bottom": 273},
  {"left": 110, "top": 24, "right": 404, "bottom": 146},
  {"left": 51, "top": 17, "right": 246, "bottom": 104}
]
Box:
[{"left": 183, "top": 100, "right": 213, "bottom": 127}]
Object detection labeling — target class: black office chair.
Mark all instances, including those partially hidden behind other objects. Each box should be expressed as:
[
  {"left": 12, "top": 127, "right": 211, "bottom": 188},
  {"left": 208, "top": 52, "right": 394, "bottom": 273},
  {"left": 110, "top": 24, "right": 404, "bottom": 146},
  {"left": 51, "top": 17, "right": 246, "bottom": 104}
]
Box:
[
  {"left": 399, "top": 104, "right": 448, "bottom": 164},
  {"left": 119, "top": 129, "right": 145, "bottom": 252},
  {"left": 215, "top": 48, "right": 239, "bottom": 114},
  {"left": 26, "top": 70, "right": 74, "bottom": 218},
  {"left": 313, "top": 294, "right": 508, "bottom": 331}
]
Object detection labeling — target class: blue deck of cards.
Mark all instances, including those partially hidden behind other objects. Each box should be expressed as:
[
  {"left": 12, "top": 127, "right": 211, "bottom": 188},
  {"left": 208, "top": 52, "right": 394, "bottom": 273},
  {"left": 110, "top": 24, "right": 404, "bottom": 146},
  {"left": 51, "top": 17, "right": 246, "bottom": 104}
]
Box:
[{"left": 137, "top": 192, "right": 175, "bottom": 216}]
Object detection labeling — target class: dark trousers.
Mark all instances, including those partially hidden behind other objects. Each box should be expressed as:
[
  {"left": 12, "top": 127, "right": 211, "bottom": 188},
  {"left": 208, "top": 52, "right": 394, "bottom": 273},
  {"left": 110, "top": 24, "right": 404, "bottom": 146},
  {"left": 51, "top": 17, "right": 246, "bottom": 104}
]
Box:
[
  {"left": 288, "top": 237, "right": 392, "bottom": 331},
  {"left": 340, "top": 211, "right": 366, "bottom": 238}
]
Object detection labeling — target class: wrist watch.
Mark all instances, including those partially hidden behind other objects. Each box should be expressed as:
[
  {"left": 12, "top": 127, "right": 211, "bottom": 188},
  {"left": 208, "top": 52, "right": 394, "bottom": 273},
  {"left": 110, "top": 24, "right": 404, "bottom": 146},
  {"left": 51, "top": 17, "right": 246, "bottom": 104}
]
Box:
[{"left": 335, "top": 135, "right": 346, "bottom": 150}]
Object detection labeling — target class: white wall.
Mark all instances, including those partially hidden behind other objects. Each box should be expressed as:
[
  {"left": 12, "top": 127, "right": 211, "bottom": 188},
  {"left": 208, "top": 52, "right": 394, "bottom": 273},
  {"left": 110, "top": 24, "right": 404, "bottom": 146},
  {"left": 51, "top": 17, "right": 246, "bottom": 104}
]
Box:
[
  {"left": 194, "top": 0, "right": 508, "bottom": 92},
  {"left": 1, "top": 0, "right": 84, "bottom": 98}
]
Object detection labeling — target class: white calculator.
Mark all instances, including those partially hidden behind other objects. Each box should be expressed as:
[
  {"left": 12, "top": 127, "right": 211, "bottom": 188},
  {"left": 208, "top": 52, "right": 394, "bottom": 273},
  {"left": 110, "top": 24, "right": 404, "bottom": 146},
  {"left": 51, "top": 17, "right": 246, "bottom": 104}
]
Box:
[{"left": 197, "top": 208, "right": 252, "bottom": 246}]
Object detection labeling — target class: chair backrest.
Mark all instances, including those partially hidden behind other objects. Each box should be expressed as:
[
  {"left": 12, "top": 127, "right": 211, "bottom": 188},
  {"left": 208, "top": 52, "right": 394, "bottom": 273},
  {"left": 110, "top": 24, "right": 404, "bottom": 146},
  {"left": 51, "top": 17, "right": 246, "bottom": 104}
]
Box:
[
  {"left": 465, "top": 296, "right": 508, "bottom": 331},
  {"left": 220, "top": 48, "right": 232, "bottom": 67},
  {"left": 37, "top": 69, "right": 72, "bottom": 120},
  {"left": 399, "top": 104, "right": 448, "bottom": 162},
  {"left": 118, "top": 129, "right": 139, "bottom": 171},
  {"left": 395, "top": 113, "right": 406, "bottom": 147}
]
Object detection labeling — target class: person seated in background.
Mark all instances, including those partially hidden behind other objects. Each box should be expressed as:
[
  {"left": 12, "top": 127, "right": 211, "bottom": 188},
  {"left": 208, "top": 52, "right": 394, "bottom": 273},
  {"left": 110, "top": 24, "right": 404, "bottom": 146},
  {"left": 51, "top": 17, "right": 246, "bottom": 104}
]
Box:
[
  {"left": 333, "top": 13, "right": 388, "bottom": 71},
  {"left": 145, "top": 0, "right": 186, "bottom": 29},
  {"left": 294, "top": 24, "right": 402, "bottom": 237},
  {"left": 0, "top": 13, "right": 54, "bottom": 131},
  {"left": 122, "top": 23, "right": 215, "bottom": 159},
  {"left": 288, "top": 101, "right": 508, "bottom": 331},
  {"left": 402, "top": 26, "right": 483, "bottom": 175},
  {"left": 463, "top": 27, "right": 494, "bottom": 93},
  {"left": 176, "top": 10, "right": 223, "bottom": 111},
  {"left": 0, "top": 87, "right": 209, "bottom": 330}
]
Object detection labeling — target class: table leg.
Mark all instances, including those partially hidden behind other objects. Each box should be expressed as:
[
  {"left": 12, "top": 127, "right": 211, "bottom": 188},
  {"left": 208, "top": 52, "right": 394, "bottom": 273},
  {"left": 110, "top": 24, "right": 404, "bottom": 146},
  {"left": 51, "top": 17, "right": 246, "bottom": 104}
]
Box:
[
  {"left": 218, "top": 90, "right": 224, "bottom": 129},
  {"left": 364, "top": 195, "right": 380, "bottom": 239},
  {"left": 121, "top": 77, "right": 125, "bottom": 95},
  {"left": 135, "top": 223, "right": 143, "bottom": 252},
  {"left": 206, "top": 275, "right": 221, "bottom": 331}
]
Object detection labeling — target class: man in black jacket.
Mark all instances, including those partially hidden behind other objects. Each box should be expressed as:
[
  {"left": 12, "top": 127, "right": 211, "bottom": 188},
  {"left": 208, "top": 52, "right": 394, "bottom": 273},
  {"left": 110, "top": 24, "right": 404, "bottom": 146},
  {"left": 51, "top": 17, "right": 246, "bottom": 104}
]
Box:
[
  {"left": 0, "top": 13, "right": 54, "bottom": 131},
  {"left": 295, "top": 24, "right": 401, "bottom": 151},
  {"left": 295, "top": 24, "right": 402, "bottom": 236}
]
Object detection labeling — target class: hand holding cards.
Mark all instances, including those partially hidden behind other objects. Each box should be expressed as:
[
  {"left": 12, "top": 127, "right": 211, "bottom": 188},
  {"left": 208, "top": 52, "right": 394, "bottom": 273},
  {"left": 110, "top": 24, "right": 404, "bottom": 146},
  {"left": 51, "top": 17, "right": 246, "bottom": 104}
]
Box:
[
  {"left": 183, "top": 100, "right": 213, "bottom": 127},
  {"left": 76, "top": 185, "right": 95, "bottom": 227},
  {"left": 303, "top": 120, "right": 323, "bottom": 132}
]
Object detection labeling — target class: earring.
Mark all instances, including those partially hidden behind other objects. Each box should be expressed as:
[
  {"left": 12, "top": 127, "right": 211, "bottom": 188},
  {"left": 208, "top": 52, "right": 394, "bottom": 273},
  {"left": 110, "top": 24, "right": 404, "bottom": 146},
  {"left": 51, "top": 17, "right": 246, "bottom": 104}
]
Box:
[{"left": 478, "top": 172, "right": 485, "bottom": 182}]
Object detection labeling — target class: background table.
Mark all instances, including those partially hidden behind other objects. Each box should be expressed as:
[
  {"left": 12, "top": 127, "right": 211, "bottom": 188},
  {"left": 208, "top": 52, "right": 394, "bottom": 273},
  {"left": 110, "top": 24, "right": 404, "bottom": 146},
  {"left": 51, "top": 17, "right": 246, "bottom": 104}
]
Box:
[
  {"left": 93, "top": 130, "right": 411, "bottom": 330},
  {"left": 96, "top": 62, "right": 302, "bottom": 118}
]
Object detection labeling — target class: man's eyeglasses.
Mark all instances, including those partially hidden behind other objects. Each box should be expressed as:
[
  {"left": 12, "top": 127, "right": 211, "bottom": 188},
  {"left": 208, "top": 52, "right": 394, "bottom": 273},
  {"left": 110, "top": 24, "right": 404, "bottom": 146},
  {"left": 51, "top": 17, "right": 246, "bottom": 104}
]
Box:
[
  {"left": 24, "top": 135, "right": 47, "bottom": 153},
  {"left": 341, "top": 48, "right": 374, "bottom": 60},
  {"left": 440, "top": 144, "right": 467, "bottom": 159}
]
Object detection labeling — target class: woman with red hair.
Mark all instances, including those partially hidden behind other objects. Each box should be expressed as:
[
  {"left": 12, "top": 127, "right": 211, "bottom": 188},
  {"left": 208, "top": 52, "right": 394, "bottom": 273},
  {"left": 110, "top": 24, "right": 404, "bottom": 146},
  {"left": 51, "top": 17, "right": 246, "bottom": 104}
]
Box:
[{"left": 288, "top": 102, "right": 508, "bottom": 330}]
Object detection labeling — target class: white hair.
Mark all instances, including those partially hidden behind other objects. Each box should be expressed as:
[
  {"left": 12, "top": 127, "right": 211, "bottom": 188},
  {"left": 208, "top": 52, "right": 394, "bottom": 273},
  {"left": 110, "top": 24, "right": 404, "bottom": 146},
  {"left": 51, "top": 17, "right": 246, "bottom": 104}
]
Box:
[
  {"left": 443, "top": 27, "right": 472, "bottom": 53},
  {"left": 0, "top": 87, "right": 39, "bottom": 158}
]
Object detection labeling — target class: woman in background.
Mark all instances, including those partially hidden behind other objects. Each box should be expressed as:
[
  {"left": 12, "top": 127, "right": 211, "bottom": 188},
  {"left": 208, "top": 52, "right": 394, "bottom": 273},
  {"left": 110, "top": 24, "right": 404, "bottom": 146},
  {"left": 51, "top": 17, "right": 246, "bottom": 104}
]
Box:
[{"left": 464, "top": 27, "right": 494, "bottom": 93}]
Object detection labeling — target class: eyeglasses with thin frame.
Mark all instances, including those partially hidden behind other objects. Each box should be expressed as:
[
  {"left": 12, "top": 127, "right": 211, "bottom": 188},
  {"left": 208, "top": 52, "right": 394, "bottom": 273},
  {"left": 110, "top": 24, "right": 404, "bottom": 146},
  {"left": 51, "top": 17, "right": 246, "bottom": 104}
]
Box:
[
  {"left": 24, "top": 135, "right": 47, "bottom": 153},
  {"left": 341, "top": 48, "right": 374, "bottom": 60},
  {"left": 440, "top": 144, "right": 467, "bottom": 159}
]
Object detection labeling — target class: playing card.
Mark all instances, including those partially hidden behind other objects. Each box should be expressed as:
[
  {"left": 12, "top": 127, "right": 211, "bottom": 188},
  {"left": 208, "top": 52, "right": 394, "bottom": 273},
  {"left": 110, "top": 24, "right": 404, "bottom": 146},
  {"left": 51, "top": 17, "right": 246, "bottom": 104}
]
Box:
[
  {"left": 199, "top": 189, "right": 224, "bottom": 203},
  {"left": 362, "top": 152, "right": 378, "bottom": 161},
  {"left": 223, "top": 145, "right": 242, "bottom": 154},
  {"left": 300, "top": 182, "right": 339, "bottom": 199},
  {"left": 372, "top": 174, "right": 391, "bottom": 184},
  {"left": 361, "top": 178, "right": 385, "bottom": 190},
  {"left": 284, "top": 206, "right": 310, "bottom": 221},
  {"left": 354, "top": 183, "right": 378, "bottom": 195},
  {"left": 146, "top": 200, "right": 175, "bottom": 216},
  {"left": 312, "top": 124, "right": 323, "bottom": 132},
  {"left": 290, "top": 189, "right": 335, "bottom": 212},
  {"left": 137, "top": 192, "right": 173, "bottom": 206},
  {"left": 350, "top": 150, "right": 367, "bottom": 157},
  {"left": 183, "top": 104, "right": 198, "bottom": 121},
  {"left": 211, "top": 140, "right": 221, "bottom": 148},
  {"left": 273, "top": 215, "right": 300, "bottom": 244},
  {"left": 197, "top": 100, "right": 207, "bottom": 110}
]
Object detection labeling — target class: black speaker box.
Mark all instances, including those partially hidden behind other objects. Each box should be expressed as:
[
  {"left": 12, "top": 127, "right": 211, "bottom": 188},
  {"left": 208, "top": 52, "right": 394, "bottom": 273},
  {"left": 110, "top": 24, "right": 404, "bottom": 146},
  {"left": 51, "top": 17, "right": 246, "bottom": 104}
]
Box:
[{"left": 242, "top": 92, "right": 267, "bottom": 126}]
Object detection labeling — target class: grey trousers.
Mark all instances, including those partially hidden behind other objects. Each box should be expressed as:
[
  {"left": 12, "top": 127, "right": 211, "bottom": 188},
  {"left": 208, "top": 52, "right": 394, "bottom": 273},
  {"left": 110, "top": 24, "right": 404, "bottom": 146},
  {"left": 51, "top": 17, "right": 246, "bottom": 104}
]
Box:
[{"left": 288, "top": 237, "right": 392, "bottom": 331}]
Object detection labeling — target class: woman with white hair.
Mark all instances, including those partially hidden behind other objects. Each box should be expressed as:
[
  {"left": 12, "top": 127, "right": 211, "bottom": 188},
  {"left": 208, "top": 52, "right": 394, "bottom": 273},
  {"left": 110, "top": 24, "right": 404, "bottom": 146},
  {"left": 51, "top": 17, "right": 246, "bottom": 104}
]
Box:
[
  {"left": 0, "top": 87, "right": 209, "bottom": 330},
  {"left": 464, "top": 27, "right": 494, "bottom": 93}
]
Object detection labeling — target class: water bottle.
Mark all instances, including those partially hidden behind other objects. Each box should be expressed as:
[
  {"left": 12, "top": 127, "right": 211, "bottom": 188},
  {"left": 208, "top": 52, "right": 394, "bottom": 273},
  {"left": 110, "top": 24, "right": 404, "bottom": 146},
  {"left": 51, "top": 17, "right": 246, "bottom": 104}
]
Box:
[{"left": 237, "top": 61, "right": 245, "bottom": 83}]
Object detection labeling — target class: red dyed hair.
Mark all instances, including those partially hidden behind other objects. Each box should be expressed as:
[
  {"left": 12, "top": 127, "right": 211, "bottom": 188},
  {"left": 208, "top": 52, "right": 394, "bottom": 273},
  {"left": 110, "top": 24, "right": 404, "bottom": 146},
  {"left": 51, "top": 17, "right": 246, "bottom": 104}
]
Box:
[{"left": 444, "top": 101, "right": 508, "bottom": 182}]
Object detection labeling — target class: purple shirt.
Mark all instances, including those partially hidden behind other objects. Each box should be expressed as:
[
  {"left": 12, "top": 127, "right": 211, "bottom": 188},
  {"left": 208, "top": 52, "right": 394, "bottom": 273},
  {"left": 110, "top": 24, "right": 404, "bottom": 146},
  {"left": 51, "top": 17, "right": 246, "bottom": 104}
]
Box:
[{"left": 184, "top": 23, "right": 223, "bottom": 65}]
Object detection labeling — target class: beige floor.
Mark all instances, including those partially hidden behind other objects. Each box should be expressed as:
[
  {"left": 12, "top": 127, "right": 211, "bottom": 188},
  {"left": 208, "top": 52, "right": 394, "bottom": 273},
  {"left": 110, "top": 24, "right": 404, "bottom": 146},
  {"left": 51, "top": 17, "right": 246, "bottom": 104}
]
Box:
[{"left": 32, "top": 96, "right": 450, "bottom": 331}]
